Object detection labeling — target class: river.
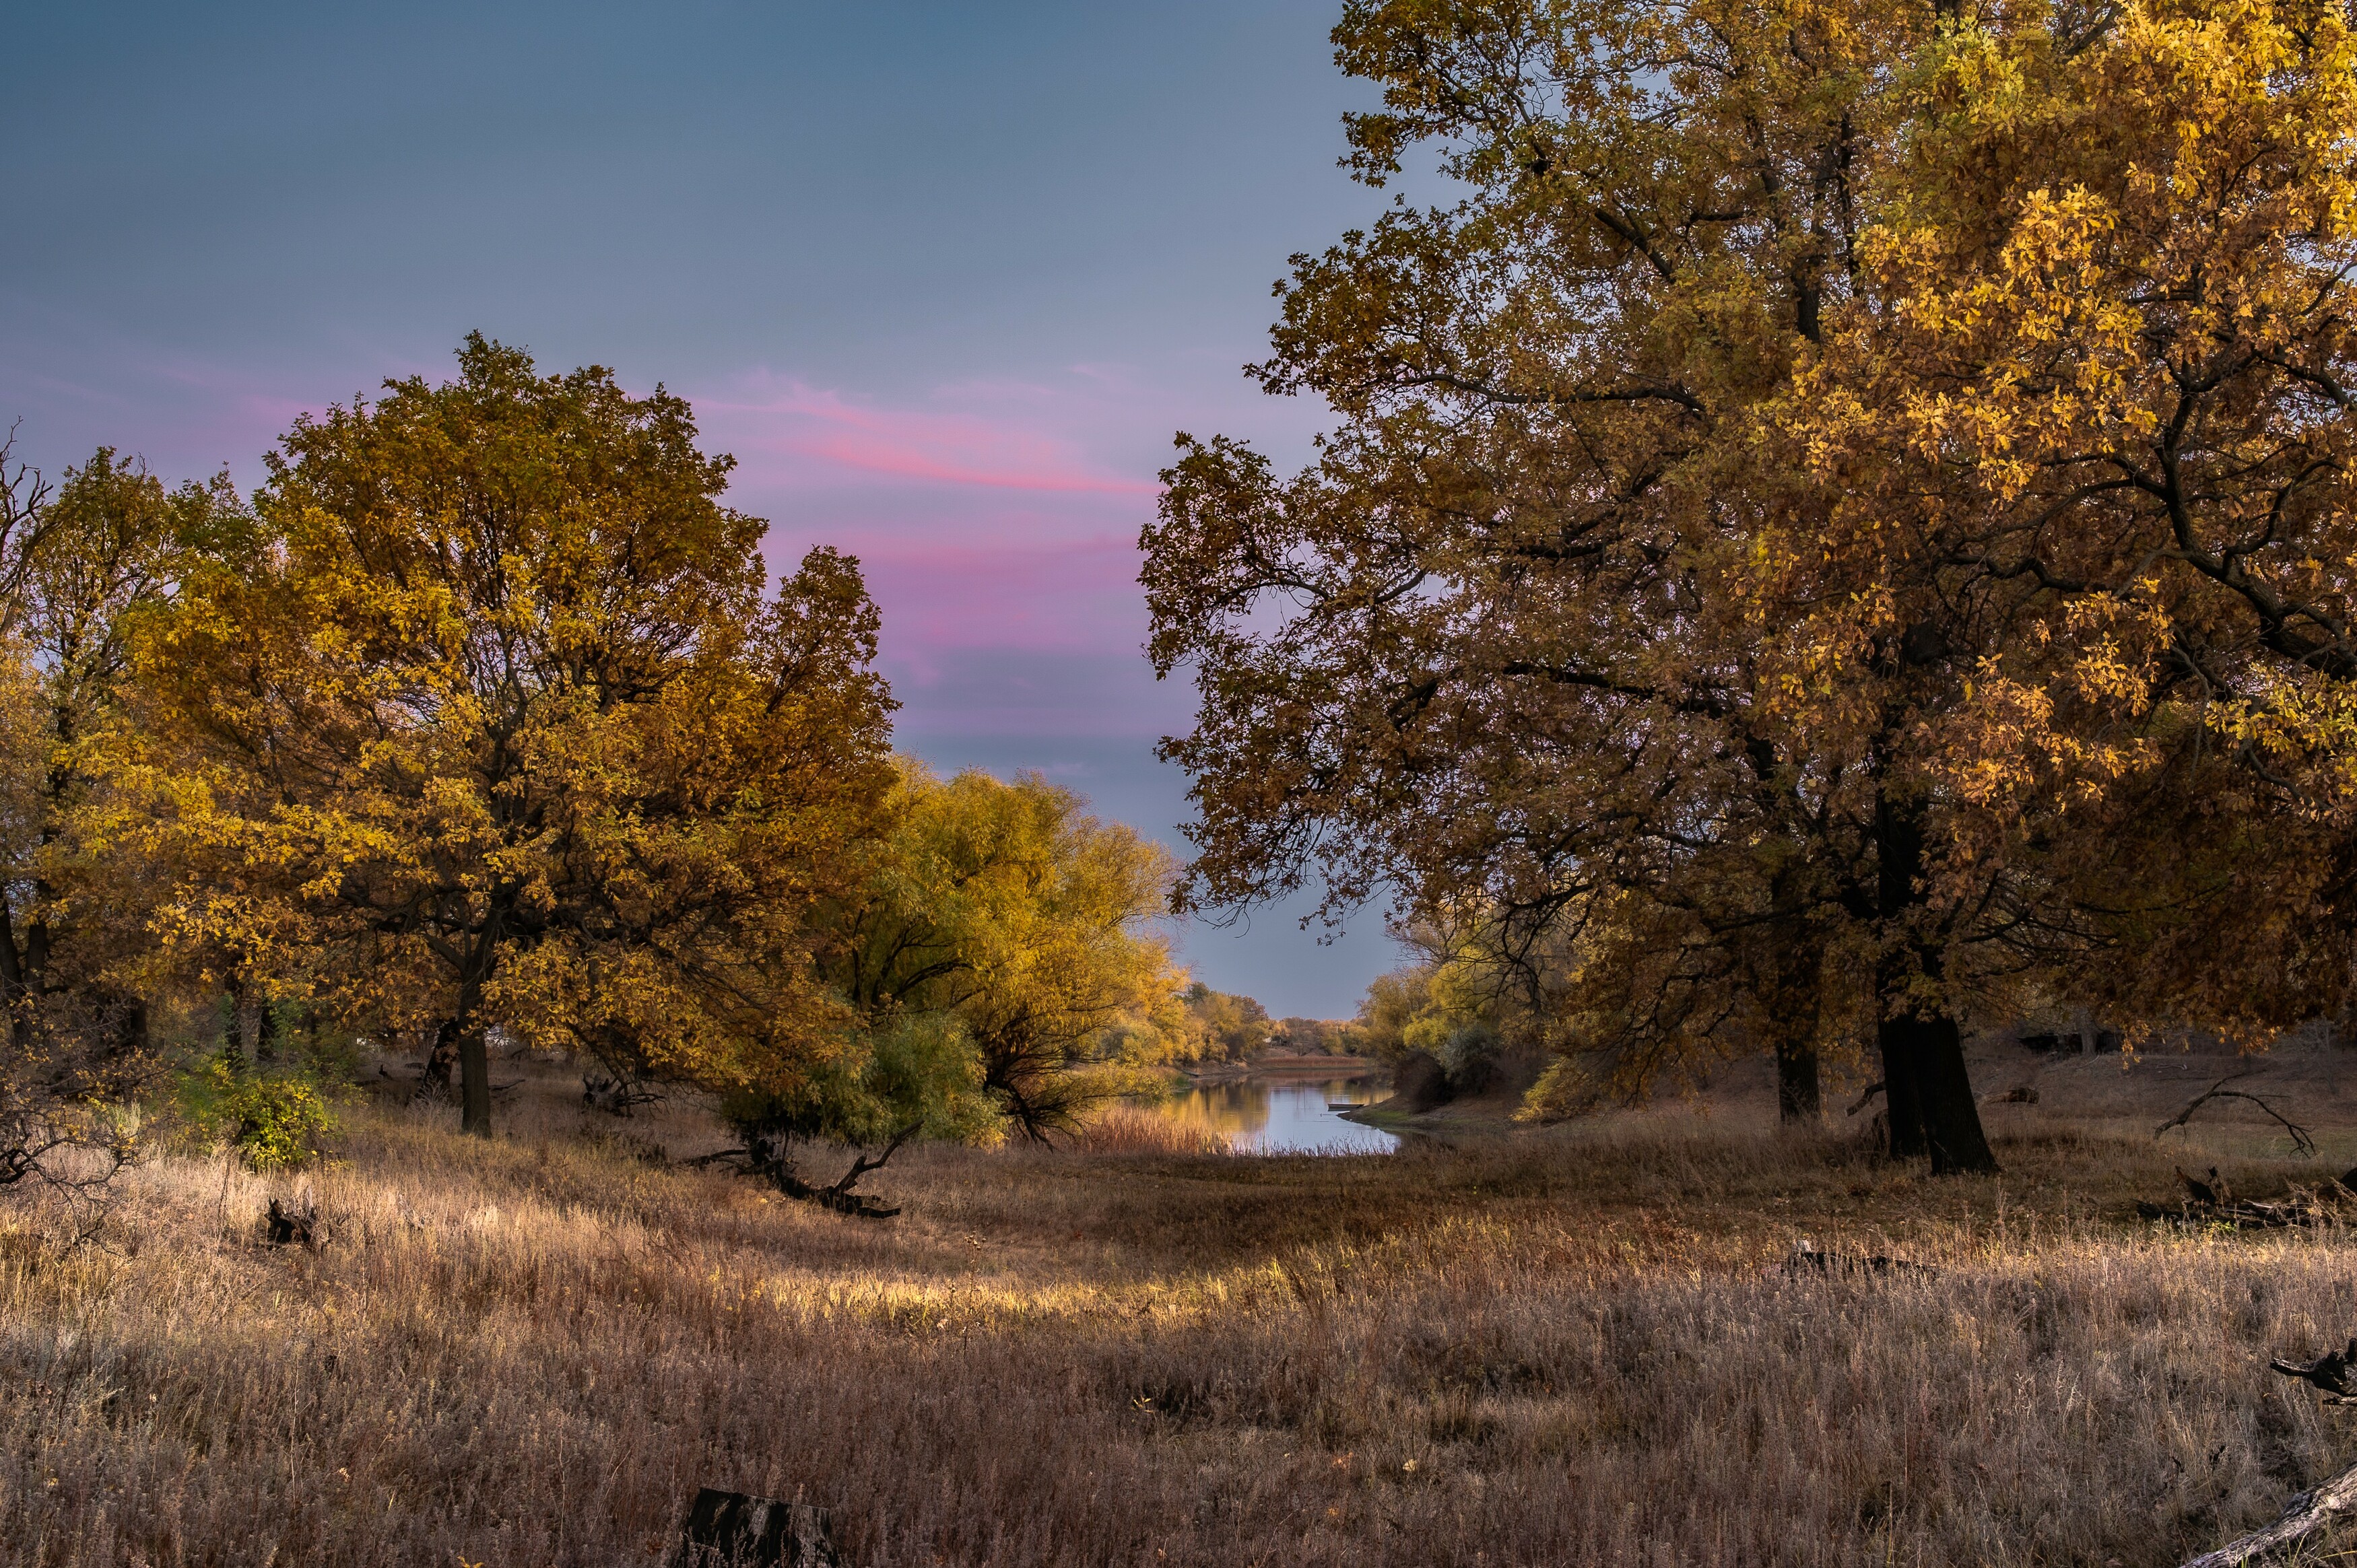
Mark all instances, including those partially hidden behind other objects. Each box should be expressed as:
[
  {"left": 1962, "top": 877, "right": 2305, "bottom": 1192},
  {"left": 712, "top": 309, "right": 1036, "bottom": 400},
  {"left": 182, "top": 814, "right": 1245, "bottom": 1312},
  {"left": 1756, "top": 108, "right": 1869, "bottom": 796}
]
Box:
[{"left": 1139, "top": 1077, "right": 1401, "bottom": 1154}]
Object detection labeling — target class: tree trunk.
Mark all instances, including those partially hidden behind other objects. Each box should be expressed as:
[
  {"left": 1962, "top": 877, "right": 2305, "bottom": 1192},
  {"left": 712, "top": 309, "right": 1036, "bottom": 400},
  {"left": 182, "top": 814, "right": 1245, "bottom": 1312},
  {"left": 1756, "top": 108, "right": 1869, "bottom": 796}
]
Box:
[
  {"left": 1878, "top": 1010, "right": 1929, "bottom": 1158},
  {"left": 255, "top": 998, "right": 281, "bottom": 1064},
  {"left": 459, "top": 1027, "right": 492, "bottom": 1138},
  {"left": 1775, "top": 1035, "right": 1821, "bottom": 1126},
  {"left": 1875, "top": 786, "right": 1997, "bottom": 1173},
  {"left": 417, "top": 1018, "right": 460, "bottom": 1097},
  {"left": 222, "top": 978, "right": 251, "bottom": 1062},
  {"left": 1882, "top": 1012, "right": 1994, "bottom": 1172},
  {"left": 114, "top": 997, "right": 149, "bottom": 1064},
  {"left": 1760, "top": 918, "right": 1825, "bottom": 1128}
]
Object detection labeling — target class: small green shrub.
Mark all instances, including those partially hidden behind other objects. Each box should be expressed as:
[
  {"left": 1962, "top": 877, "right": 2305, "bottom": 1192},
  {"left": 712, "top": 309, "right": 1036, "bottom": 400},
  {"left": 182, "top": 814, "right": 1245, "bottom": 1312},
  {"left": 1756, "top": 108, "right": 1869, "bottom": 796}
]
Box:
[{"left": 174, "top": 1052, "right": 343, "bottom": 1171}]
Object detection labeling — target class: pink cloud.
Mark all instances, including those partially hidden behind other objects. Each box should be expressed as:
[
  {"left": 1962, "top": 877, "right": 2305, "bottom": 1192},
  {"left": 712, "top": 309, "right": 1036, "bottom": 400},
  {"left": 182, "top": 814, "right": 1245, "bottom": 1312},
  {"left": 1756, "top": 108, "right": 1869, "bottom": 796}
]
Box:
[
  {"left": 699, "top": 373, "right": 1160, "bottom": 497},
  {"left": 857, "top": 533, "right": 1145, "bottom": 656}
]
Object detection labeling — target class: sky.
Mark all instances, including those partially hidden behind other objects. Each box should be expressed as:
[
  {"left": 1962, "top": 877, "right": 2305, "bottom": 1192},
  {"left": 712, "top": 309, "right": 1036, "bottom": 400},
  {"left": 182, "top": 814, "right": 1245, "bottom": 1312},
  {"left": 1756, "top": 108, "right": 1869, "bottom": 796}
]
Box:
[{"left": 1, "top": 1, "right": 1414, "bottom": 1017}]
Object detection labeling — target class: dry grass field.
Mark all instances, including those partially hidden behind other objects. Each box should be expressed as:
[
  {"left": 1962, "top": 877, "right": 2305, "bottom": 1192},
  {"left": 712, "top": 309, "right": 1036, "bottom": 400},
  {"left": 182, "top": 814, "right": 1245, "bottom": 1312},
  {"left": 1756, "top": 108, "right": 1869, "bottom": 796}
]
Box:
[{"left": 10, "top": 1046, "right": 2357, "bottom": 1567}]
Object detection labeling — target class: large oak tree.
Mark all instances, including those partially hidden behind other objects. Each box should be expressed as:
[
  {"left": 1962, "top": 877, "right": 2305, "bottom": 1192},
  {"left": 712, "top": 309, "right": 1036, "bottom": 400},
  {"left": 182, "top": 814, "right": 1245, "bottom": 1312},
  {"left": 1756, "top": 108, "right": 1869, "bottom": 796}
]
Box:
[
  {"left": 135, "top": 337, "right": 897, "bottom": 1136},
  {"left": 1146, "top": 0, "right": 2357, "bottom": 1167}
]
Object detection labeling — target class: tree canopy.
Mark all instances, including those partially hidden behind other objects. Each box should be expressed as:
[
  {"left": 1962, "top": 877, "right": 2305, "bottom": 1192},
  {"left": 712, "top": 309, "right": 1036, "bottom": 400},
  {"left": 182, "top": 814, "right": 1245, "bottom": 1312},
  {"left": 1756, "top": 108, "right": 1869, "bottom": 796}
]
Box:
[
  {"left": 825, "top": 761, "right": 1189, "bottom": 1142},
  {"left": 131, "top": 336, "right": 899, "bottom": 1137},
  {"left": 1143, "top": 0, "right": 2357, "bottom": 1169}
]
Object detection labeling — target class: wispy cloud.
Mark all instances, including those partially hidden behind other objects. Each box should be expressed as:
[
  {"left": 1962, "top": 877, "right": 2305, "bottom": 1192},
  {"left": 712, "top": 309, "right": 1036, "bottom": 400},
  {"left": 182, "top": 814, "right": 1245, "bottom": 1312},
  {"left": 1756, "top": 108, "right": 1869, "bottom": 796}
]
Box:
[
  {"left": 700, "top": 372, "right": 1160, "bottom": 497},
  {"left": 700, "top": 368, "right": 1179, "bottom": 744}
]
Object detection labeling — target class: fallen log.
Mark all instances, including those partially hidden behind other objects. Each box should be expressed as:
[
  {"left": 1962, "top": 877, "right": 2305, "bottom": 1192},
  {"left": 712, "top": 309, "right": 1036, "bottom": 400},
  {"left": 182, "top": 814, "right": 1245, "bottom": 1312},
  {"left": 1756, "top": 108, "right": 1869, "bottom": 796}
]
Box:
[
  {"left": 263, "top": 1197, "right": 316, "bottom": 1249},
  {"left": 690, "top": 1124, "right": 923, "bottom": 1220},
  {"left": 583, "top": 1072, "right": 662, "bottom": 1116},
  {"left": 2179, "top": 1457, "right": 2357, "bottom": 1567}
]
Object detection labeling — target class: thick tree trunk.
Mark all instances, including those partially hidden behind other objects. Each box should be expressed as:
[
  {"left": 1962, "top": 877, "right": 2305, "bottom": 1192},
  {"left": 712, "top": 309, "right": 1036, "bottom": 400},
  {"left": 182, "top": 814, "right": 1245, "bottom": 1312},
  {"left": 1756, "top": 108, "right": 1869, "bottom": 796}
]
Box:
[
  {"left": 1875, "top": 787, "right": 1997, "bottom": 1173},
  {"left": 1878, "top": 1011, "right": 1929, "bottom": 1158},
  {"left": 459, "top": 1028, "right": 492, "bottom": 1138},
  {"left": 1880, "top": 1012, "right": 1994, "bottom": 1172},
  {"left": 1775, "top": 1035, "right": 1821, "bottom": 1126}
]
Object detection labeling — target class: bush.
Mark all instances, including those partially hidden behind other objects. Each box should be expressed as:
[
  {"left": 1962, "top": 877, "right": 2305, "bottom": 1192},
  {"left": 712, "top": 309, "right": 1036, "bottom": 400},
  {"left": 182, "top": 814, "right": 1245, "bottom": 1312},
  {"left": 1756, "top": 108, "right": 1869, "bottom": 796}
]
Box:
[{"left": 174, "top": 1052, "right": 342, "bottom": 1171}]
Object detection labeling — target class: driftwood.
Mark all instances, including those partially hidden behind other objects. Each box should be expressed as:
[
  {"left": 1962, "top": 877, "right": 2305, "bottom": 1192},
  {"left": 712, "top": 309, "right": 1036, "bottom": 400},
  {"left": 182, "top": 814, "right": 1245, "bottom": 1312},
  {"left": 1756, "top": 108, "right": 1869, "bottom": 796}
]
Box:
[
  {"left": 2273, "top": 1338, "right": 2357, "bottom": 1400},
  {"left": 2156, "top": 1074, "right": 2317, "bottom": 1157},
  {"left": 669, "top": 1486, "right": 844, "bottom": 1568},
  {"left": 263, "top": 1197, "right": 316, "bottom": 1249},
  {"left": 583, "top": 1072, "right": 662, "bottom": 1117},
  {"left": 1783, "top": 1239, "right": 1938, "bottom": 1279},
  {"left": 686, "top": 1123, "right": 924, "bottom": 1220},
  {"left": 2177, "top": 1460, "right": 2357, "bottom": 1567},
  {"left": 2177, "top": 1340, "right": 2357, "bottom": 1565}
]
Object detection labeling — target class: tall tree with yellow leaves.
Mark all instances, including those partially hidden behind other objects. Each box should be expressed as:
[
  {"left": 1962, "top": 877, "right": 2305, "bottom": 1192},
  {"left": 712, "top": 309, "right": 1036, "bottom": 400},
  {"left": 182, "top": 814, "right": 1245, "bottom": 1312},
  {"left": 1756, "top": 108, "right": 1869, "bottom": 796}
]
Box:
[
  {"left": 1766, "top": 0, "right": 2357, "bottom": 1042},
  {"left": 1146, "top": 0, "right": 2007, "bottom": 1164},
  {"left": 1148, "top": 0, "right": 2357, "bottom": 1167},
  {"left": 133, "top": 337, "right": 897, "bottom": 1136}
]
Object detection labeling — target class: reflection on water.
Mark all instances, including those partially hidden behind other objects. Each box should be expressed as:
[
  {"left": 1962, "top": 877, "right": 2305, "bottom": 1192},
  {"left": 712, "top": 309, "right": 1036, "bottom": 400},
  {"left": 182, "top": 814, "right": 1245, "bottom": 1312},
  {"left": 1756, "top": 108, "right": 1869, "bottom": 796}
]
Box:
[{"left": 1142, "top": 1078, "right": 1400, "bottom": 1155}]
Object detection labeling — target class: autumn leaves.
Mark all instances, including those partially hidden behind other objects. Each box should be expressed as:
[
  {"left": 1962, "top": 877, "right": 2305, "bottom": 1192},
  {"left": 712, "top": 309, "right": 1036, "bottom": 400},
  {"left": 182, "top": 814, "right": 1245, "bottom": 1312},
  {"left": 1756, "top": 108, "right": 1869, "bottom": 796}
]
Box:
[
  {"left": 1142, "top": 0, "right": 2357, "bottom": 1165},
  {"left": 0, "top": 335, "right": 1189, "bottom": 1169}
]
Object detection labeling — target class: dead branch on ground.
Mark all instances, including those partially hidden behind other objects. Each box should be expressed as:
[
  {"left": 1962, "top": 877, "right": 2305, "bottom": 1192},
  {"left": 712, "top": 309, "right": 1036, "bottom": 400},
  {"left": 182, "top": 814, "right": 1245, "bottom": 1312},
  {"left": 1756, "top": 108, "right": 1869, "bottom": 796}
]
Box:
[
  {"left": 2272, "top": 1338, "right": 2357, "bottom": 1400},
  {"left": 583, "top": 1072, "right": 662, "bottom": 1116},
  {"left": 689, "top": 1123, "right": 925, "bottom": 1219},
  {"left": 2156, "top": 1073, "right": 2317, "bottom": 1156},
  {"left": 2181, "top": 1340, "right": 2357, "bottom": 1565},
  {"left": 2137, "top": 1165, "right": 2356, "bottom": 1229},
  {"left": 2177, "top": 1458, "right": 2357, "bottom": 1568}
]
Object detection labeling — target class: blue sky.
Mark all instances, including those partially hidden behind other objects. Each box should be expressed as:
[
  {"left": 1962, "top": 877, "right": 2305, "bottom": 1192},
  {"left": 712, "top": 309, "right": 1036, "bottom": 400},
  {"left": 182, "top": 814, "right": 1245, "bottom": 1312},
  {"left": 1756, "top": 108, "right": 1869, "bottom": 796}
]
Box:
[{"left": 2, "top": 1, "right": 1413, "bottom": 1016}]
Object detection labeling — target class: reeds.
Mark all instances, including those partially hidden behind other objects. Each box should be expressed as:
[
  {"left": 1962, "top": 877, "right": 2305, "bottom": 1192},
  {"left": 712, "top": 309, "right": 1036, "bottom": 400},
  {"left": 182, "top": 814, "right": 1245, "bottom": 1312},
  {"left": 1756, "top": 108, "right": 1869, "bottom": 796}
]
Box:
[
  {"left": 3, "top": 1072, "right": 2356, "bottom": 1566},
  {"left": 1072, "top": 1103, "right": 1234, "bottom": 1156}
]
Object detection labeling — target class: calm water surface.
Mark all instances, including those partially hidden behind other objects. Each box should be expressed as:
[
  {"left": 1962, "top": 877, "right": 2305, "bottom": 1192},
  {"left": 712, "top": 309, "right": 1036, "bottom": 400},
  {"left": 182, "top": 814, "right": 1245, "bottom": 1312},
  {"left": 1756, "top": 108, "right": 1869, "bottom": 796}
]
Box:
[{"left": 1141, "top": 1077, "right": 1400, "bottom": 1154}]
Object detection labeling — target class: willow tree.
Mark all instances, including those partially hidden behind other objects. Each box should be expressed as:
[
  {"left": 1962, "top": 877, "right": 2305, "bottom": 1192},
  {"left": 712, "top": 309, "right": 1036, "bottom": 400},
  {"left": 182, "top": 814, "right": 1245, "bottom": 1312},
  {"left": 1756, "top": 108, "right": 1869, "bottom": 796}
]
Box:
[
  {"left": 134, "top": 337, "right": 898, "bottom": 1136},
  {"left": 826, "top": 763, "right": 1188, "bottom": 1141}
]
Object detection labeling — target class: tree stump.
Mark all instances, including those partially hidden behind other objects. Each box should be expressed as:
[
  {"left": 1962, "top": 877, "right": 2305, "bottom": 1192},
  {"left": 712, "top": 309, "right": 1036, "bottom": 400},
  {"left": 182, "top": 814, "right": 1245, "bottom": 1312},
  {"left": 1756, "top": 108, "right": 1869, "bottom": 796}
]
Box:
[{"left": 668, "top": 1487, "right": 844, "bottom": 1568}]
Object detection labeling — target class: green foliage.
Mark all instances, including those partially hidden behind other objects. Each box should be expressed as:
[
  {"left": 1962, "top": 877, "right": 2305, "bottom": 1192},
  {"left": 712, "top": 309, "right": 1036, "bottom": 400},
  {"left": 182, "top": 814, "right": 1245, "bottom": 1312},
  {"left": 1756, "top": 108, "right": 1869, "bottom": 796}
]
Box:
[
  {"left": 1350, "top": 945, "right": 1506, "bottom": 1074},
  {"left": 719, "top": 1009, "right": 999, "bottom": 1149},
  {"left": 174, "top": 1052, "right": 341, "bottom": 1172},
  {"left": 828, "top": 761, "right": 1187, "bottom": 1141}
]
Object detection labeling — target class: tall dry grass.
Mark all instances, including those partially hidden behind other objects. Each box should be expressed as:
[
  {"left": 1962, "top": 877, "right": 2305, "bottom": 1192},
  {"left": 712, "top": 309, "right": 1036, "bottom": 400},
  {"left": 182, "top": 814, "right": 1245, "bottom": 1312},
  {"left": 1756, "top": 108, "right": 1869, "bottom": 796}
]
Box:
[
  {"left": 1072, "top": 1103, "right": 1234, "bottom": 1156},
  {"left": 6, "top": 1068, "right": 2357, "bottom": 1565}
]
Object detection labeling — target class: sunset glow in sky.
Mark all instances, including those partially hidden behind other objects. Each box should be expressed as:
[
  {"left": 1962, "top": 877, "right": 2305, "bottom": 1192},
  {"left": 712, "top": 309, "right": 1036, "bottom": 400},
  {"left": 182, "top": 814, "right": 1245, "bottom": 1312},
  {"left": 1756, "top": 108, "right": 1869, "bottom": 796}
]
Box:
[{"left": 3, "top": 1, "right": 1409, "bottom": 1014}]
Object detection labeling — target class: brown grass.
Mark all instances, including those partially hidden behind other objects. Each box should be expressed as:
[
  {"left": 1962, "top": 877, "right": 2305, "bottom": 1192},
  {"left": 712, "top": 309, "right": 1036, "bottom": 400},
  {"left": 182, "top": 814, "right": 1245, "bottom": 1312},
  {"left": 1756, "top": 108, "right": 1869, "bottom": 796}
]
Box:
[
  {"left": 8, "top": 1060, "right": 2357, "bottom": 1566},
  {"left": 1072, "top": 1103, "right": 1234, "bottom": 1157}
]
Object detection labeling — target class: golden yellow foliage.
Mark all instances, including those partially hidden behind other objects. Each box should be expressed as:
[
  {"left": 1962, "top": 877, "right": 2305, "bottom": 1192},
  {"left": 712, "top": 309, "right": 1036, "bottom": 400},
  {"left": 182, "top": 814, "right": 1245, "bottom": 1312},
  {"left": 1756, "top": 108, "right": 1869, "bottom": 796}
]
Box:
[{"left": 128, "top": 337, "right": 896, "bottom": 1136}]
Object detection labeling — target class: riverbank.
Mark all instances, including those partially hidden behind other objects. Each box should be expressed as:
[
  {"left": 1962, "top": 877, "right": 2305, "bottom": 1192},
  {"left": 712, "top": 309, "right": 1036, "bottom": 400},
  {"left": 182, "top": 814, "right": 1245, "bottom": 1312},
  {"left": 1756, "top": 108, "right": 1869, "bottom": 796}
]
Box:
[
  {"left": 9, "top": 1057, "right": 2357, "bottom": 1566},
  {"left": 1178, "top": 1052, "right": 1381, "bottom": 1084}
]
